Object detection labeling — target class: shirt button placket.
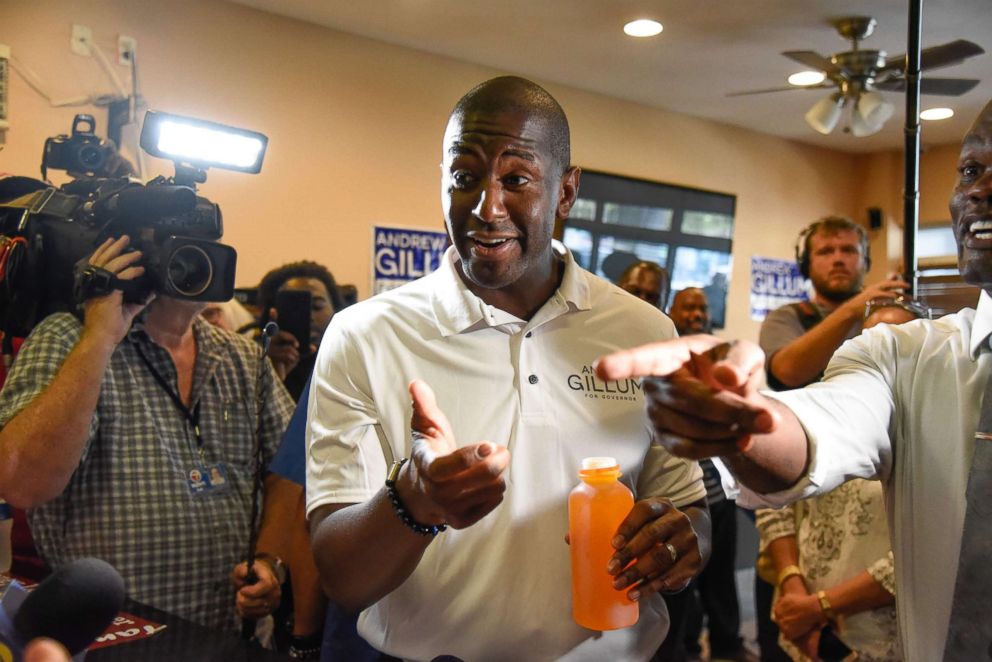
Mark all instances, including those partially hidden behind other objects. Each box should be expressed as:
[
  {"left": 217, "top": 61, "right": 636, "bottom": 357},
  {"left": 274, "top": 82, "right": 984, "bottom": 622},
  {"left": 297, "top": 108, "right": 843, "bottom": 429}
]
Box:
[
  {"left": 524, "top": 331, "right": 538, "bottom": 385},
  {"left": 520, "top": 327, "right": 544, "bottom": 415}
]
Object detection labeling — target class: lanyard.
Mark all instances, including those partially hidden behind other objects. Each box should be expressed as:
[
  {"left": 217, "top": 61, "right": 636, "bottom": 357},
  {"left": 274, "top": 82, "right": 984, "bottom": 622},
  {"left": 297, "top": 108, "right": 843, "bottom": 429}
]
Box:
[{"left": 133, "top": 340, "right": 205, "bottom": 453}]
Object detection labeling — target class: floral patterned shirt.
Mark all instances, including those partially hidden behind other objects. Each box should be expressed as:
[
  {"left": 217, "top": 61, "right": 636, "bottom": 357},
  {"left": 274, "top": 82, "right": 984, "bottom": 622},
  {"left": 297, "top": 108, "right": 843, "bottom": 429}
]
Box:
[{"left": 756, "top": 479, "right": 900, "bottom": 662}]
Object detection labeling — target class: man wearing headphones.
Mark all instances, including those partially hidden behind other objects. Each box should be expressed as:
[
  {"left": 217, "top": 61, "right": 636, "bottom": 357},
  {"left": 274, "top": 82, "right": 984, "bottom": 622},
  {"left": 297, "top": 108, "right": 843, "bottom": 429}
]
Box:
[{"left": 760, "top": 216, "right": 907, "bottom": 390}]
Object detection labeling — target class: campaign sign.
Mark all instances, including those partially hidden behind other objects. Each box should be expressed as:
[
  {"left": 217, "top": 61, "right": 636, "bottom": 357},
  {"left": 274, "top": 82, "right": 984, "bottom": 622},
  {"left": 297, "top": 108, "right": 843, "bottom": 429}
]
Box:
[
  {"left": 750, "top": 256, "right": 808, "bottom": 321},
  {"left": 372, "top": 226, "right": 449, "bottom": 295},
  {"left": 90, "top": 613, "right": 167, "bottom": 649}
]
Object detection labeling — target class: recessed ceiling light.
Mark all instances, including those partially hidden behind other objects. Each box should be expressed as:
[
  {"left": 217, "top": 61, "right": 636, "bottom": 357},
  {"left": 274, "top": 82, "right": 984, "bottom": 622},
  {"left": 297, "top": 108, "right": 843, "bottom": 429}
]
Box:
[
  {"left": 623, "top": 19, "right": 663, "bottom": 38},
  {"left": 788, "top": 71, "right": 826, "bottom": 86},
  {"left": 920, "top": 107, "right": 954, "bottom": 121}
]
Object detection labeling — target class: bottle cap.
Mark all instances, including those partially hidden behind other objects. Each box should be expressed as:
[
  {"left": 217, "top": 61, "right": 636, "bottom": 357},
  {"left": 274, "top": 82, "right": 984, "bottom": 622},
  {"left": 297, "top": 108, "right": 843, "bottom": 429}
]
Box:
[{"left": 581, "top": 456, "right": 618, "bottom": 471}]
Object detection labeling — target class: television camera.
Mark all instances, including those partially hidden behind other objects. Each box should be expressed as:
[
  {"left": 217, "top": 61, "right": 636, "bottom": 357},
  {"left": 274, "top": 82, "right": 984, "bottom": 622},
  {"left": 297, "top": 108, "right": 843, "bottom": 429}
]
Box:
[{"left": 0, "top": 111, "right": 267, "bottom": 338}]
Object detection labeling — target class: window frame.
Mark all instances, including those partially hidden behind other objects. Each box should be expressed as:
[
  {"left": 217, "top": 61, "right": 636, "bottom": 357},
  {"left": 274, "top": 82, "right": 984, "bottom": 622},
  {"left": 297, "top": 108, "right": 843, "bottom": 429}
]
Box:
[{"left": 558, "top": 169, "right": 736, "bottom": 325}]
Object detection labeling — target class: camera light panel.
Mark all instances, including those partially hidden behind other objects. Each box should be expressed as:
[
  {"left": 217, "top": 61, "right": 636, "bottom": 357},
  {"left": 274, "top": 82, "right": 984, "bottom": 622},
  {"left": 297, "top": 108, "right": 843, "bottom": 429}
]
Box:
[{"left": 139, "top": 111, "right": 267, "bottom": 173}]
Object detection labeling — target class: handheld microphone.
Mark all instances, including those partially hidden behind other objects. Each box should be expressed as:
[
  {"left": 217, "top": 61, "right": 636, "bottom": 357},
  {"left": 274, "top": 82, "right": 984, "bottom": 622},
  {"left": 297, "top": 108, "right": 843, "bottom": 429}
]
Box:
[
  {"left": 0, "top": 558, "right": 125, "bottom": 660},
  {"left": 260, "top": 321, "right": 278, "bottom": 354}
]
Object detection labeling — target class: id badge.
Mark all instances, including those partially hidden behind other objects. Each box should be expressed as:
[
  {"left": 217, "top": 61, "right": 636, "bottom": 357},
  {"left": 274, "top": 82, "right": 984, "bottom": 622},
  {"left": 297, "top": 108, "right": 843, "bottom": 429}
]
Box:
[
  {"left": 187, "top": 464, "right": 231, "bottom": 496},
  {"left": 203, "top": 463, "right": 231, "bottom": 494}
]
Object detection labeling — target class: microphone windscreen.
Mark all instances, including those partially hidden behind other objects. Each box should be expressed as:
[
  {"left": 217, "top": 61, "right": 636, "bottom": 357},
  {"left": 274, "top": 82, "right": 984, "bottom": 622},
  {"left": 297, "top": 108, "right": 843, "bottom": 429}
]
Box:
[{"left": 13, "top": 558, "right": 125, "bottom": 655}]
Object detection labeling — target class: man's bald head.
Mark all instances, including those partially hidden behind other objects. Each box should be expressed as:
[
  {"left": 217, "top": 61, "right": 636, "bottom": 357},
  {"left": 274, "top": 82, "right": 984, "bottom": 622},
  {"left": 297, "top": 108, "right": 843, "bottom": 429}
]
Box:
[
  {"left": 967, "top": 99, "right": 992, "bottom": 135},
  {"left": 448, "top": 76, "right": 571, "bottom": 175},
  {"left": 669, "top": 287, "right": 710, "bottom": 336}
]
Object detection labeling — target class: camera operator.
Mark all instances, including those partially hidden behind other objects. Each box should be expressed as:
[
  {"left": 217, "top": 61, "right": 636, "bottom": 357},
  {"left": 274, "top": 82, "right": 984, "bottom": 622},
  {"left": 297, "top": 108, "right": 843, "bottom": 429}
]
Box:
[{"left": 0, "top": 234, "right": 295, "bottom": 631}]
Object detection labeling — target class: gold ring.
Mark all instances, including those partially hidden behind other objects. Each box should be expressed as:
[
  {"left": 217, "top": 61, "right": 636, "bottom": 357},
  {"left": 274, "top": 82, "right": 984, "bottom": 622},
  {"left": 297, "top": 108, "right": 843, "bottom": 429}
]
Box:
[{"left": 665, "top": 542, "right": 678, "bottom": 563}]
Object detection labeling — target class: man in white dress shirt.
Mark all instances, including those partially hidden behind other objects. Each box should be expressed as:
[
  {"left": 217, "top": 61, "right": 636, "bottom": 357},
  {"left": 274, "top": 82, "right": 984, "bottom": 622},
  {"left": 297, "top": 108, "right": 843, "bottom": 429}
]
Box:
[{"left": 595, "top": 99, "right": 992, "bottom": 661}]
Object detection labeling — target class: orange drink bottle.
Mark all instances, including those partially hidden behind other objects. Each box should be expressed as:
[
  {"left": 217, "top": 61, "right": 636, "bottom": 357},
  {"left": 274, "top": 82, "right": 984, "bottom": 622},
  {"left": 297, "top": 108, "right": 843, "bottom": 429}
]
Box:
[{"left": 568, "top": 456, "right": 638, "bottom": 630}]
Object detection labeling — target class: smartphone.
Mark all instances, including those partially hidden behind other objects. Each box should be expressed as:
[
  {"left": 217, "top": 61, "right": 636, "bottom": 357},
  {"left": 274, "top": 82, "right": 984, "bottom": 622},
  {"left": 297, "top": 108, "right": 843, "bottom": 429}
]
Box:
[{"left": 275, "top": 289, "right": 312, "bottom": 356}]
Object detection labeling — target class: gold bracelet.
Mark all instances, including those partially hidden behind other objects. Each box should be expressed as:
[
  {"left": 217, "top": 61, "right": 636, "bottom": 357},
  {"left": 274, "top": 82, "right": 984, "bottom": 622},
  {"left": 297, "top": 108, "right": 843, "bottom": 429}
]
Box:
[
  {"left": 776, "top": 564, "right": 803, "bottom": 588},
  {"left": 816, "top": 589, "right": 837, "bottom": 622}
]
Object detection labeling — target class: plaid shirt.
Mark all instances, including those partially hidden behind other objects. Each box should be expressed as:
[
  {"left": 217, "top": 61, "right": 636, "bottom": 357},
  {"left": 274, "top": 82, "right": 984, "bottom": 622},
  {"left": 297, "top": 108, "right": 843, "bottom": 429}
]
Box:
[{"left": 0, "top": 312, "right": 293, "bottom": 630}]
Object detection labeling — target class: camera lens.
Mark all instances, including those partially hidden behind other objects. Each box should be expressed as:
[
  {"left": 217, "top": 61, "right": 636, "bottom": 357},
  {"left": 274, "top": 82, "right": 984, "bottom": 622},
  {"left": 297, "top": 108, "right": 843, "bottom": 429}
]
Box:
[
  {"left": 76, "top": 144, "right": 107, "bottom": 172},
  {"left": 166, "top": 245, "right": 213, "bottom": 297}
]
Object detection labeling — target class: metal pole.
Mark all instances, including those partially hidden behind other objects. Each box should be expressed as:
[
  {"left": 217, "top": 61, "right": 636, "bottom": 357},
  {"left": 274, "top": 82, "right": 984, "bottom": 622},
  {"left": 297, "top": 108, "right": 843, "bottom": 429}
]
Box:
[{"left": 903, "top": 0, "right": 922, "bottom": 296}]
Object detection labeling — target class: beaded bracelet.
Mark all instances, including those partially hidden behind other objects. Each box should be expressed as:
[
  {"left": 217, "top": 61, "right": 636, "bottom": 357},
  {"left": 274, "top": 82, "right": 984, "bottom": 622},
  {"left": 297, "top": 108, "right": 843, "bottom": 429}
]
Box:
[
  {"left": 288, "top": 632, "right": 323, "bottom": 660},
  {"left": 385, "top": 458, "right": 447, "bottom": 537}
]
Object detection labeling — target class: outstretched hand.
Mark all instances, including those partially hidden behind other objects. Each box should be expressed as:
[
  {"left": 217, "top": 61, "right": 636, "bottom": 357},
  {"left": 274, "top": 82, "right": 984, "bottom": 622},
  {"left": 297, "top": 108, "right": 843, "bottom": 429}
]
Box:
[
  {"left": 595, "top": 336, "right": 778, "bottom": 459},
  {"left": 398, "top": 380, "right": 511, "bottom": 529}
]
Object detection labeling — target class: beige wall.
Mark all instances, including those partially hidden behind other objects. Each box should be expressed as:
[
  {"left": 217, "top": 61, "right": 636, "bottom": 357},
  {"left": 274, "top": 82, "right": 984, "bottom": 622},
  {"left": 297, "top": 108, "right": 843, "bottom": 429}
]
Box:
[
  {"left": 920, "top": 143, "right": 960, "bottom": 225},
  {"left": 0, "top": 0, "right": 962, "bottom": 341},
  {"left": 858, "top": 142, "right": 961, "bottom": 274}
]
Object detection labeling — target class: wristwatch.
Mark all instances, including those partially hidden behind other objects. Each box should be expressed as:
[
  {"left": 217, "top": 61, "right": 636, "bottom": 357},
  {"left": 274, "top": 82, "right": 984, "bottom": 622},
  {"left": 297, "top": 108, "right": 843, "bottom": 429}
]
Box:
[
  {"left": 386, "top": 458, "right": 407, "bottom": 487},
  {"left": 816, "top": 589, "right": 839, "bottom": 623}
]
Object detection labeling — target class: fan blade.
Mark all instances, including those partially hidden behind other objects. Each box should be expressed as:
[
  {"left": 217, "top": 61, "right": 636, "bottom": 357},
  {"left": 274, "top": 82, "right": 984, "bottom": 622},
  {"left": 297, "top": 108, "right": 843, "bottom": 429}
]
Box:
[
  {"left": 883, "top": 39, "right": 985, "bottom": 72},
  {"left": 921, "top": 39, "right": 984, "bottom": 70},
  {"left": 782, "top": 50, "right": 841, "bottom": 76},
  {"left": 874, "top": 77, "right": 980, "bottom": 96},
  {"left": 726, "top": 84, "right": 830, "bottom": 97}
]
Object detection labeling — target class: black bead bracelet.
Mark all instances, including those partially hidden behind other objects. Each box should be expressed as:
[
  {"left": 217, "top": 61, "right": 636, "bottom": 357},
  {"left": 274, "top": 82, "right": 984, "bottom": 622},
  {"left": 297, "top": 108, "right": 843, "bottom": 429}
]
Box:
[{"left": 385, "top": 458, "right": 448, "bottom": 537}]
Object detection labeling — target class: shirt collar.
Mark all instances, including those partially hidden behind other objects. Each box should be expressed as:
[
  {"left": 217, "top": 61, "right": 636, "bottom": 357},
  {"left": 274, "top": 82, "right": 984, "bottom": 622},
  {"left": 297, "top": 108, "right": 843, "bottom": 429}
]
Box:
[
  {"left": 970, "top": 289, "right": 992, "bottom": 359},
  {"left": 127, "top": 313, "right": 227, "bottom": 374},
  {"left": 191, "top": 315, "right": 228, "bottom": 363},
  {"left": 430, "top": 240, "right": 592, "bottom": 337},
  {"left": 127, "top": 312, "right": 220, "bottom": 353},
  {"left": 127, "top": 314, "right": 231, "bottom": 408}
]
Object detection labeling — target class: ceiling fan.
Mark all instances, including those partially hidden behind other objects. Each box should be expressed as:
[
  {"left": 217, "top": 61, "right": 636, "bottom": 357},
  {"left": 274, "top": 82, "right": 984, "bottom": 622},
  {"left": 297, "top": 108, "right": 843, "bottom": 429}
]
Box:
[{"left": 730, "top": 16, "right": 985, "bottom": 136}]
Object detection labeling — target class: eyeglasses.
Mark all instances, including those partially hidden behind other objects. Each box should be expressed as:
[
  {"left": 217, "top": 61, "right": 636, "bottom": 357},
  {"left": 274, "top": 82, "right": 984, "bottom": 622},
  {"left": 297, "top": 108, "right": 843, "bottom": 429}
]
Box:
[{"left": 864, "top": 296, "right": 932, "bottom": 322}]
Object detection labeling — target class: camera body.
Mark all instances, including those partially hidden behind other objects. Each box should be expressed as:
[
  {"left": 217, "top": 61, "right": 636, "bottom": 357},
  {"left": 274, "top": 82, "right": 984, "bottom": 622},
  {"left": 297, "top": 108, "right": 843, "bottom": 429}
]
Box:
[
  {"left": 0, "top": 112, "right": 259, "bottom": 338},
  {"left": 42, "top": 115, "right": 117, "bottom": 177},
  {"left": 0, "top": 180, "right": 236, "bottom": 338}
]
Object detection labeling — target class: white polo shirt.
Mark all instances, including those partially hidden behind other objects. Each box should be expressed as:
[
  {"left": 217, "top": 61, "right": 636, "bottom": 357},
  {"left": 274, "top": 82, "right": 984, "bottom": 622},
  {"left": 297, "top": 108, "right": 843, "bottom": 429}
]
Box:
[{"left": 307, "top": 243, "right": 705, "bottom": 662}]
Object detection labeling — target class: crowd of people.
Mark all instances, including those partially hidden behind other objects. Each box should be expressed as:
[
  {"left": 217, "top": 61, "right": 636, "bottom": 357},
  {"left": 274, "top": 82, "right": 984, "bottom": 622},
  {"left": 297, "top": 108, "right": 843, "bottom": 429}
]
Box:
[{"left": 0, "top": 73, "right": 989, "bottom": 662}]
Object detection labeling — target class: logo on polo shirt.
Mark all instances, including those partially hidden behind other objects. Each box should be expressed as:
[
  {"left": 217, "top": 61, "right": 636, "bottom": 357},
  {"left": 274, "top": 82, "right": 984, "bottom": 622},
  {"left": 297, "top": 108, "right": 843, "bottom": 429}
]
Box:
[{"left": 568, "top": 365, "right": 642, "bottom": 401}]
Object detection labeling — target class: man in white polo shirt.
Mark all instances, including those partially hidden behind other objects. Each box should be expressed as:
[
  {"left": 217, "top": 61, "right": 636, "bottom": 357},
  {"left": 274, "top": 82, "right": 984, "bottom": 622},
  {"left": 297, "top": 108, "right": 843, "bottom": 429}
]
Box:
[{"left": 306, "top": 76, "right": 709, "bottom": 661}]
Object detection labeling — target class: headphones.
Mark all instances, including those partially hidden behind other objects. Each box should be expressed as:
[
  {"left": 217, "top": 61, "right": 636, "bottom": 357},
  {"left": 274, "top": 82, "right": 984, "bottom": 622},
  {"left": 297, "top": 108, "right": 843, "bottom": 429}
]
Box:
[{"left": 795, "top": 216, "right": 871, "bottom": 278}]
